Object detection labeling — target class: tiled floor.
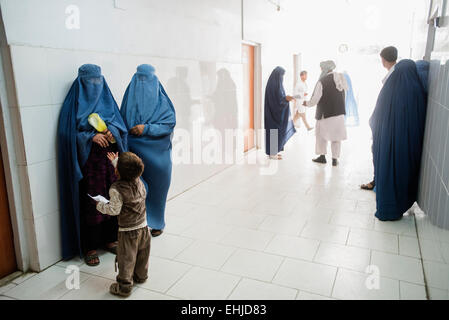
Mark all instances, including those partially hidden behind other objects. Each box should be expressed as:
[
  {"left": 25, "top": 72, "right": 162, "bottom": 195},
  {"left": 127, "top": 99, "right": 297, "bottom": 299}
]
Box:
[{"left": 1, "top": 124, "right": 447, "bottom": 300}]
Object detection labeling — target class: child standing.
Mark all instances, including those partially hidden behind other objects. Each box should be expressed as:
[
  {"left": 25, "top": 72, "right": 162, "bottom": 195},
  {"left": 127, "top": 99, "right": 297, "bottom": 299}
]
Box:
[{"left": 96, "top": 151, "right": 151, "bottom": 297}]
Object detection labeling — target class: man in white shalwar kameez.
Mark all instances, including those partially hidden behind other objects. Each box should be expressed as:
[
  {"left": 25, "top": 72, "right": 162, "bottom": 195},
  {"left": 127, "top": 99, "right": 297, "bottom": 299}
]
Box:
[
  {"left": 292, "top": 71, "right": 313, "bottom": 130},
  {"left": 304, "top": 60, "right": 348, "bottom": 166}
]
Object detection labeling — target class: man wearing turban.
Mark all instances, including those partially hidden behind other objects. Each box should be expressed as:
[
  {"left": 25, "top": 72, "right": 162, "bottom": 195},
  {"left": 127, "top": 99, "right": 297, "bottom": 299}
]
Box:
[{"left": 304, "top": 60, "right": 348, "bottom": 166}]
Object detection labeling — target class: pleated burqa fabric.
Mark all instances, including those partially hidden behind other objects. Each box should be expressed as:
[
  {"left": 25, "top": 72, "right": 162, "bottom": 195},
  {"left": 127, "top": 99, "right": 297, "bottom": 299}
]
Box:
[
  {"left": 58, "top": 64, "right": 128, "bottom": 259},
  {"left": 264, "top": 66, "right": 296, "bottom": 155},
  {"left": 120, "top": 64, "right": 176, "bottom": 230},
  {"left": 369, "top": 59, "right": 428, "bottom": 221}
]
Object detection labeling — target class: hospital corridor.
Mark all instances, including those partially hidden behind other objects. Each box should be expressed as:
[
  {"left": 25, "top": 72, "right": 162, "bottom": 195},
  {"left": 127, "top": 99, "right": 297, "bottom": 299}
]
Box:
[{"left": 0, "top": 0, "right": 449, "bottom": 305}]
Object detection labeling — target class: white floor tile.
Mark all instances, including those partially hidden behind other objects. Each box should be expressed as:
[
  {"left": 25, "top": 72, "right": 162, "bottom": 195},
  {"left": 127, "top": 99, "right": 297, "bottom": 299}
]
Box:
[
  {"left": 129, "top": 288, "right": 178, "bottom": 300},
  {"left": 150, "top": 234, "right": 194, "bottom": 259},
  {"left": 423, "top": 260, "right": 449, "bottom": 290},
  {"left": 317, "top": 198, "right": 357, "bottom": 212},
  {"left": 174, "top": 240, "right": 236, "bottom": 270},
  {"left": 167, "top": 267, "right": 240, "bottom": 300},
  {"left": 221, "top": 249, "right": 284, "bottom": 281},
  {"left": 371, "top": 251, "right": 424, "bottom": 285},
  {"left": 10, "top": 272, "right": 37, "bottom": 285},
  {"left": 60, "top": 275, "right": 125, "bottom": 300},
  {"left": 258, "top": 216, "right": 307, "bottom": 236},
  {"left": 264, "top": 235, "right": 319, "bottom": 261},
  {"left": 374, "top": 215, "right": 417, "bottom": 237},
  {"left": 399, "top": 282, "right": 427, "bottom": 300},
  {"left": 314, "top": 243, "right": 370, "bottom": 272},
  {"left": 4, "top": 266, "right": 89, "bottom": 300},
  {"left": 272, "top": 258, "right": 337, "bottom": 297},
  {"left": 0, "top": 283, "right": 17, "bottom": 295},
  {"left": 301, "top": 222, "right": 349, "bottom": 245},
  {"left": 296, "top": 291, "right": 335, "bottom": 300},
  {"left": 228, "top": 278, "right": 297, "bottom": 300},
  {"left": 330, "top": 212, "right": 375, "bottom": 230},
  {"left": 164, "top": 215, "right": 197, "bottom": 235},
  {"left": 219, "top": 210, "right": 267, "bottom": 229},
  {"left": 347, "top": 228, "right": 399, "bottom": 254},
  {"left": 332, "top": 268, "right": 400, "bottom": 300},
  {"left": 419, "top": 239, "right": 445, "bottom": 262},
  {"left": 78, "top": 252, "right": 117, "bottom": 280},
  {"left": 399, "top": 236, "right": 421, "bottom": 258},
  {"left": 181, "top": 221, "right": 232, "bottom": 242},
  {"left": 428, "top": 287, "right": 449, "bottom": 300},
  {"left": 220, "top": 228, "right": 274, "bottom": 251},
  {"left": 137, "top": 257, "right": 191, "bottom": 293}
]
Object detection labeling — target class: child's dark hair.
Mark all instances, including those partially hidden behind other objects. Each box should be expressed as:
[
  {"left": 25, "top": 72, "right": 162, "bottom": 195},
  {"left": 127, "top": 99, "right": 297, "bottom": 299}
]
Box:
[{"left": 117, "top": 152, "right": 144, "bottom": 181}]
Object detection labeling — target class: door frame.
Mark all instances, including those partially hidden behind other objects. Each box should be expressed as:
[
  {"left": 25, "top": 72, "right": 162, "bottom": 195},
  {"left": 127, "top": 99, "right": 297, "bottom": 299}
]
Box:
[
  {"left": 241, "top": 40, "right": 262, "bottom": 151},
  {"left": 0, "top": 11, "right": 38, "bottom": 273}
]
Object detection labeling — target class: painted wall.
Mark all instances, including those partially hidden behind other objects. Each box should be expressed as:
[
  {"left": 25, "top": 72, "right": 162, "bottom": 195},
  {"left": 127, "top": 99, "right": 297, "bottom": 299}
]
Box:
[{"left": 0, "top": 0, "right": 242, "bottom": 270}]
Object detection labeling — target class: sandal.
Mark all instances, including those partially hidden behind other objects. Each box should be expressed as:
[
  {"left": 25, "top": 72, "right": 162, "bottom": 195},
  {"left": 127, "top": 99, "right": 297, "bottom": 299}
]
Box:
[
  {"left": 84, "top": 252, "right": 100, "bottom": 267},
  {"left": 151, "top": 229, "right": 163, "bottom": 237},
  {"left": 361, "top": 181, "right": 375, "bottom": 190},
  {"left": 109, "top": 283, "right": 131, "bottom": 298}
]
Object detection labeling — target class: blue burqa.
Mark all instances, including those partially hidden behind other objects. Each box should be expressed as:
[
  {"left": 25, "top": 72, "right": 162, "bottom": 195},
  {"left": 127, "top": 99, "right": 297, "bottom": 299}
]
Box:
[
  {"left": 369, "top": 59, "right": 428, "bottom": 221},
  {"left": 343, "top": 73, "right": 359, "bottom": 127},
  {"left": 58, "top": 64, "right": 128, "bottom": 259},
  {"left": 120, "top": 64, "right": 176, "bottom": 230},
  {"left": 265, "top": 67, "right": 296, "bottom": 155},
  {"left": 415, "top": 60, "right": 430, "bottom": 94}
]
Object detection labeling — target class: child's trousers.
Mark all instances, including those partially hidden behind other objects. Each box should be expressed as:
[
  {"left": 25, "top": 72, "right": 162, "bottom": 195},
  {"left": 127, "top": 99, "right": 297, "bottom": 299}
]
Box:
[{"left": 116, "top": 227, "right": 151, "bottom": 294}]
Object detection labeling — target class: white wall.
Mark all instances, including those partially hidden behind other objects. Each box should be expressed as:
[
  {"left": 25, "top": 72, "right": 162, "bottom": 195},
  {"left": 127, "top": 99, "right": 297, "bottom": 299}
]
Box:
[{"left": 0, "top": 0, "right": 242, "bottom": 270}]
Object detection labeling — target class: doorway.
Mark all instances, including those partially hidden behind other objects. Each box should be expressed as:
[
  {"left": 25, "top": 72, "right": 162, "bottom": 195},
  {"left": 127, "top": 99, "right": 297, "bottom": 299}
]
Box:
[
  {"left": 0, "top": 147, "right": 16, "bottom": 279},
  {"left": 242, "top": 43, "right": 255, "bottom": 153}
]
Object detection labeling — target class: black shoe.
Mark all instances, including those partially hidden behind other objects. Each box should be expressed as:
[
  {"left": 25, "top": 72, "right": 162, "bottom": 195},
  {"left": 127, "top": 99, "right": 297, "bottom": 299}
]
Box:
[
  {"left": 312, "top": 155, "right": 327, "bottom": 164},
  {"left": 332, "top": 158, "right": 338, "bottom": 166}
]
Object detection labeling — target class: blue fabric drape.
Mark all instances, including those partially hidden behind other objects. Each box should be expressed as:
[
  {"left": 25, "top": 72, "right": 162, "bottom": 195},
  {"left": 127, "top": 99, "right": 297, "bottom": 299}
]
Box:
[
  {"left": 343, "top": 73, "right": 359, "bottom": 127},
  {"left": 264, "top": 66, "right": 296, "bottom": 155},
  {"left": 120, "top": 64, "right": 176, "bottom": 230},
  {"left": 58, "top": 64, "right": 128, "bottom": 259},
  {"left": 369, "top": 59, "right": 428, "bottom": 221}
]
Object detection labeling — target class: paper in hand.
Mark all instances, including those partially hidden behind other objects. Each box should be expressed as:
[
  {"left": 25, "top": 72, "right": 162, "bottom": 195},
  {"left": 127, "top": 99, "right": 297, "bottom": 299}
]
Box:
[{"left": 88, "top": 194, "right": 110, "bottom": 204}]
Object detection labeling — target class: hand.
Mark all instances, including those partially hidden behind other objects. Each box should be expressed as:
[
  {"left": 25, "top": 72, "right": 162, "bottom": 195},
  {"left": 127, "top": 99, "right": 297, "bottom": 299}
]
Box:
[
  {"left": 93, "top": 133, "right": 109, "bottom": 148},
  {"left": 107, "top": 152, "right": 119, "bottom": 163},
  {"left": 103, "top": 129, "right": 115, "bottom": 143},
  {"left": 303, "top": 101, "right": 307, "bottom": 106},
  {"left": 286, "top": 96, "right": 295, "bottom": 102},
  {"left": 130, "top": 124, "right": 145, "bottom": 136}
]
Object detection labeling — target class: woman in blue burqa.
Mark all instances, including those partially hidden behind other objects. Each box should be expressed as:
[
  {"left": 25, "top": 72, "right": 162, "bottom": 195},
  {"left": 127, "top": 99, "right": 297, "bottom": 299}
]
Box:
[
  {"left": 264, "top": 67, "right": 296, "bottom": 159},
  {"left": 369, "top": 59, "right": 428, "bottom": 221},
  {"left": 120, "top": 64, "right": 176, "bottom": 237},
  {"left": 58, "top": 64, "right": 128, "bottom": 265}
]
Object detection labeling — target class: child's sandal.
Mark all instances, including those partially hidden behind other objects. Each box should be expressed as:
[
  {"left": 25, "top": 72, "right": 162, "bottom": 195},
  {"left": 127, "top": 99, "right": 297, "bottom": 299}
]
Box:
[{"left": 109, "top": 283, "right": 131, "bottom": 297}]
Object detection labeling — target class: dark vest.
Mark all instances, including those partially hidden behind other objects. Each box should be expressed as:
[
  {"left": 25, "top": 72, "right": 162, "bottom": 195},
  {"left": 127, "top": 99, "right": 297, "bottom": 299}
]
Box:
[
  {"left": 112, "top": 179, "right": 147, "bottom": 229},
  {"left": 316, "top": 73, "right": 346, "bottom": 120}
]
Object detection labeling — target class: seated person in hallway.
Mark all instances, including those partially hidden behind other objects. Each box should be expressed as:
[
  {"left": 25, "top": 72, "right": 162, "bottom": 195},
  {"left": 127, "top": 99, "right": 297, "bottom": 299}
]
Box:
[
  {"left": 369, "top": 57, "right": 428, "bottom": 221},
  {"left": 264, "top": 66, "right": 296, "bottom": 160},
  {"left": 58, "top": 64, "right": 128, "bottom": 266},
  {"left": 96, "top": 152, "right": 151, "bottom": 298},
  {"left": 361, "top": 46, "right": 397, "bottom": 191},
  {"left": 304, "top": 60, "right": 348, "bottom": 166},
  {"left": 120, "top": 64, "right": 176, "bottom": 238},
  {"left": 292, "top": 70, "right": 313, "bottom": 130}
]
